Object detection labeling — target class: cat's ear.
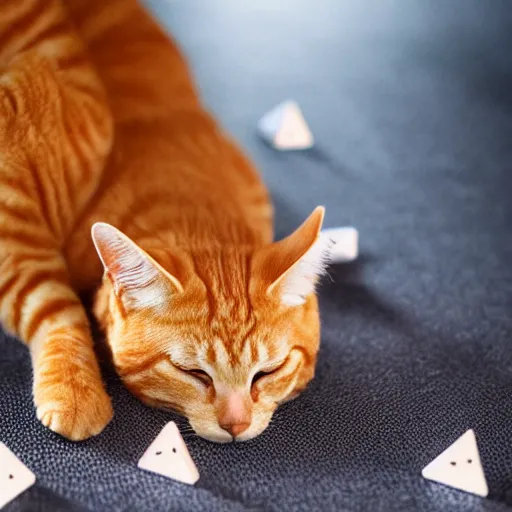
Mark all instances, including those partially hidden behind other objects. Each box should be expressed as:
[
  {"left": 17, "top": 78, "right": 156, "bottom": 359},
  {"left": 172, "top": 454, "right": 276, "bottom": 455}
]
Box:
[
  {"left": 91, "top": 223, "right": 183, "bottom": 310},
  {"left": 253, "top": 206, "right": 330, "bottom": 306}
]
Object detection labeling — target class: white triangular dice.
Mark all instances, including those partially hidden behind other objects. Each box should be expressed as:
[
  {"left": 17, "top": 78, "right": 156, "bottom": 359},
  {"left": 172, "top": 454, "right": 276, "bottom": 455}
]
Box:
[
  {"left": 0, "top": 442, "right": 36, "bottom": 509},
  {"left": 321, "top": 226, "right": 359, "bottom": 263},
  {"left": 258, "top": 100, "right": 314, "bottom": 150},
  {"left": 421, "top": 429, "right": 488, "bottom": 497},
  {"left": 138, "top": 422, "right": 199, "bottom": 485}
]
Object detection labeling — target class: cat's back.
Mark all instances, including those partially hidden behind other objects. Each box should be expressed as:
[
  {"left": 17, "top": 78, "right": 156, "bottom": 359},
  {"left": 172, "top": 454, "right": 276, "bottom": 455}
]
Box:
[
  {"left": 66, "top": 0, "right": 200, "bottom": 123},
  {"left": 63, "top": 0, "right": 272, "bottom": 291}
]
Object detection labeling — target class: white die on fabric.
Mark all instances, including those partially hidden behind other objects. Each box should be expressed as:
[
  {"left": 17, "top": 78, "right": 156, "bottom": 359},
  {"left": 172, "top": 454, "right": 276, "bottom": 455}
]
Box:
[
  {"left": 258, "top": 100, "right": 314, "bottom": 150},
  {"left": 0, "top": 442, "right": 36, "bottom": 509},
  {"left": 321, "top": 226, "right": 359, "bottom": 263},
  {"left": 421, "top": 429, "right": 488, "bottom": 498},
  {"left": 138, "top": 422, "right": 199, "bottom": 485}
]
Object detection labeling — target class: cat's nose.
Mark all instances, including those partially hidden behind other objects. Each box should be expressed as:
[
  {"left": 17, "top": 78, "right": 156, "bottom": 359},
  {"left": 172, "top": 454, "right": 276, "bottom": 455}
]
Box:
[
  {"left": 216, "top": 391, "right": 252, "bottom": 438},
  {"left": 220, "top": 422, "right": 250, "bottom": 437}
]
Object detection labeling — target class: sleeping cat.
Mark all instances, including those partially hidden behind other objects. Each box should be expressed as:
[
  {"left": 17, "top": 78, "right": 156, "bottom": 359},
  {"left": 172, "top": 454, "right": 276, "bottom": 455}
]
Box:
[{"left": 0, "top": 0, "right": 330, "bottom": 442}]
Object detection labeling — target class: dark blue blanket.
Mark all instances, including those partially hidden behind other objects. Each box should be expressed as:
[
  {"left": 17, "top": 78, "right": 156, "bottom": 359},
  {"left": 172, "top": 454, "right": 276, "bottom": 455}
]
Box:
[{"left": 2, "top": 0, "right": 512, "bottom": 510}]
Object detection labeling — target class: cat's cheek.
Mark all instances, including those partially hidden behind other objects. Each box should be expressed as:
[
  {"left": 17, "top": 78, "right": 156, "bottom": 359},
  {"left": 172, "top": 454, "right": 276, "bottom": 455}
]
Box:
[
  {"left": 252, "top": 359, "right": 303, "bottom": 403},
  {"left": 257, "top": 368, "right": 302, "bottom": 404},
  {"left": 251, "top": 381, "right": 278, "bottom": 405},
  {"left": 187, "top": 416, "right": 233, "bottom": 443},
  {"left": 293, "top": 361, "right": 316, "bottom": 394},
  {"left": 278, "top": 389, "right": 304, "bottom": 404}
]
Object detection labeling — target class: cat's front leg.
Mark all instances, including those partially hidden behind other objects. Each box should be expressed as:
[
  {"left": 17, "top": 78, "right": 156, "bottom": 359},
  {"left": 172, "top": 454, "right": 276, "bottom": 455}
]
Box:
[
  {"left": 0, "top": 251, "right": 112, "bottom": 441},
  {"left": 31, "top": 323, "right": 113, "bottom": 441}
]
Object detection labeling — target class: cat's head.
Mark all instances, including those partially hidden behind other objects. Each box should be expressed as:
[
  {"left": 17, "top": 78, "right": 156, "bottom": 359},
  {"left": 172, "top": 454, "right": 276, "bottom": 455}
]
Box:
[{"left": 91, "top": 207, "right": 330, "bottom": 442}]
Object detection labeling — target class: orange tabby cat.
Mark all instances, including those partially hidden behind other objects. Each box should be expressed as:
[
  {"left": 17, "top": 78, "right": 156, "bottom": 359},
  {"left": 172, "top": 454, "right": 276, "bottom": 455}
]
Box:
[{"left": 0, "top": 0, "right": 330, "bottom": 442}]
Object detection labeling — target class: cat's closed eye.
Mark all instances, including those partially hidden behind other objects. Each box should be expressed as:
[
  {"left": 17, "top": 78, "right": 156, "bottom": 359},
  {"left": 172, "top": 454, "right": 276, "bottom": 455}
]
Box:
[
  {"left": 251, "top": 370, "right": 274, "bottom": 385},
  {"left": 251, "top": 358, "right": 288, "bottom": 386},
  {"left": 186, "top": 369, "right": 212, "bottom": 384},
  {"left": 251, "top": 354, "right": 296, "bottom": 387},
  {"left": 187, "top": 369, "right": 211, "bottom": 385},
  {"left": 171, "top": 360, "right": 212, "bottom": 386}
]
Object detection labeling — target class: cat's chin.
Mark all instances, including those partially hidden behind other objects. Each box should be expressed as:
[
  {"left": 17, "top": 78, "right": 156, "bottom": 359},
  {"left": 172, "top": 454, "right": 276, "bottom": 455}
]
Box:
[
  {"left": 190, "top": 421, "right": 269, "bottom": 444},
  {"left": 194, "top": 430, "right": 234, "bottom": 444},
  {"left": 191, "top": 417, "right": 272, "bottom": 444},
  {"left": 195, "top": 431, "right": 258, "bottom": 444}
]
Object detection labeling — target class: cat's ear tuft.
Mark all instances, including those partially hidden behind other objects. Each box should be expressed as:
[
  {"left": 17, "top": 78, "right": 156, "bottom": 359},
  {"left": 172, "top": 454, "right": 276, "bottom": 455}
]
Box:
[
  {"left": 253, "top": 207, "right": 331, "bottom": 306},
  {"left": 91, "top": 222, "right": 183, "bottom": 310}
]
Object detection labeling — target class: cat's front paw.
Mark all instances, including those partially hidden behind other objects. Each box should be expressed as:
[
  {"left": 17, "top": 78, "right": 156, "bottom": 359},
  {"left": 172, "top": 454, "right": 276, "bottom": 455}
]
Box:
[{"left": 34, "top": 373, "right": 113, "bottom": 441}]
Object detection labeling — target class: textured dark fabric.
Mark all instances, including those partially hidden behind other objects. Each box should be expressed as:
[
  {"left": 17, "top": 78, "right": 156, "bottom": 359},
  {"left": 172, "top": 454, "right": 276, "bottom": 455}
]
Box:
[{"left": 1, "top": 0, "right": 512, "bottom": 510}]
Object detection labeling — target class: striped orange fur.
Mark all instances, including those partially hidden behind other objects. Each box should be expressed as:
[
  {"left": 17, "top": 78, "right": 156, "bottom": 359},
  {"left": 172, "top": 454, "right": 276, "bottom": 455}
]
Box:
[{"left": 0, "top": 0, "right": 330, "bottom": 442}]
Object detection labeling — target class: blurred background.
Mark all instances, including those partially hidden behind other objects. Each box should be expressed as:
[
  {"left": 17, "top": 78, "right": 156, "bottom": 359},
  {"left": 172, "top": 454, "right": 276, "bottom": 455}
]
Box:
[
  {"left": 146, "top": 0, "right": 512, "bottom": 240},
  {"left": 2, "top": 1, "right": 512, "bottom": 510}
]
